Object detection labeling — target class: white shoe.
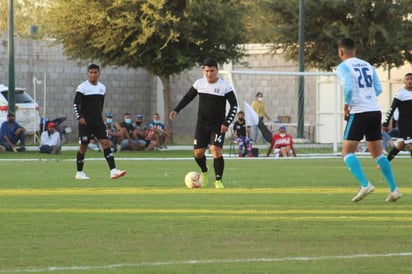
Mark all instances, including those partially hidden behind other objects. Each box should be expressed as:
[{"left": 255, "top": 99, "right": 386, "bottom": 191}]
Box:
[
  {"left": 75, "top": 171, "right": 90, "bottom": 180},
  {"left": 385, "top": 188, "right": 402, "bottom": 202},
  {"left": 352, "top": 182, "right": 375, "bottom": 202},
  {"left": 111, "top": 169, "right": 127, "bottom": 179}
]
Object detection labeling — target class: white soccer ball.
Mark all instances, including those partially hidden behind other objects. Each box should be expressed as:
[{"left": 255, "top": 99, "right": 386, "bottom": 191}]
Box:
[{"left": 184, "top": 171, "right": 203, "bottom": 188}]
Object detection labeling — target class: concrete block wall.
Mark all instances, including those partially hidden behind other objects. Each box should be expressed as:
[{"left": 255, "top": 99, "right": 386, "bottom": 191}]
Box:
[
  {"left": 1, "top": 35, "right": 319, "bottom": 144},
  {"left": 1, "top": 33, "right": 156, "bottom": 143}
]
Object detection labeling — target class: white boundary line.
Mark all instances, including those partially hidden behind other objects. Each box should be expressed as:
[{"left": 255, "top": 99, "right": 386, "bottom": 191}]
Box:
[{"left": 2, "top": 252, "right": 412, "bottom": 273}]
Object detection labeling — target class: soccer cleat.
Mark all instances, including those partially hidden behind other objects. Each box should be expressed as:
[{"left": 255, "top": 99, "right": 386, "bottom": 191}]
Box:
[
  {"left": 111, "top": 169, "right": 127, "bottom": 179},
  {"left": 214, "top": 180, "right": 224, "bottom": 189},
  {"left": 75, "top": 171, "right": 90, "bottom": 180},
  {"left": 352, "top": 182, "right": 375, "bottom": 202},
  {"left": 385, "top": 188, "right": 402, "bottom": 202},
  {"left": 200, "top": 171, "right": 208, "bottom": 187}
]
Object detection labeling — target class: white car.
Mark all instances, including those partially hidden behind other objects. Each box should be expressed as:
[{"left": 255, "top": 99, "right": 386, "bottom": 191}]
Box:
[{"left": 0, "top": 84, "right": 41, "bottom": 134}]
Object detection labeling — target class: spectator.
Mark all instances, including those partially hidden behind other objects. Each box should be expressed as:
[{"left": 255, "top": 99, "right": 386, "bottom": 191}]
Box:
[
  {"left": 251, "top": 92, "right": 271, "bottom": 144},
  {"left": 119, "top": 113, "right": 145, "bottom": 151},
  {"left": 104, "top": 113, "right": 122, "bottom": 152},
  {"left": 88, "top": 136, "right": 101, "bottom": 152},
  {"left": 148, "top": 112, "right": 171, "bottom": 150},
  {"left": 134, "top": 114, "right": 157, "bottom": 151},
  {"left": 39, "top": 122, "right": 61, "bottom": 154},
  {"left": 232, "top": 111, "right": 253, "bottom": 157},
  {"left": 0, "top": 112, "right": 26, "bottom": 152},
  {"left": 266, "top": 125, "right": 296, "bottom": 157}
]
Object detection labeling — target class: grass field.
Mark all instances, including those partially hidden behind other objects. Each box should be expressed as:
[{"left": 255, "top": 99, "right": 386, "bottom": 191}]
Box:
[{"left": 0, "top": 150, "right": 411, "bottom": 273}]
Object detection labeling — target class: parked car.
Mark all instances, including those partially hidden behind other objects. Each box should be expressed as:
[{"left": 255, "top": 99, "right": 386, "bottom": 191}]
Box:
[{"left": 0, "top": 84, "right": 41, "bottom": 134}]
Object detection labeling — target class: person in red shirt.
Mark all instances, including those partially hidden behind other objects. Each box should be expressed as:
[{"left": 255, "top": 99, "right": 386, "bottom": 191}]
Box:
[{"left": 266, "top": 125, "right": 296, "bottom": 157}]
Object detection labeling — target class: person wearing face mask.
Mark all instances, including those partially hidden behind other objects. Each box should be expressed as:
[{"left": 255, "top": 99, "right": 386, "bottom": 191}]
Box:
[
  {"left": 232, "top": 111, "right": 253, "bottom": 157},
  {"left": 148, "top": 113, "right": 171, "bottom": 150},
  {"left": 119, "top": 113, "right": 145, "bottom": 151},
  {"left": 104, "top": 113, "right": 122, "bottom": 152},
  {"left": 251, "top": 92, "right": 271, "bottom": 144},
  {"left": 266, "top": 125, "right": 296, "bottom": 157},
  {"left": 133, "top": 114, "right": 157, "bottom": 151}
]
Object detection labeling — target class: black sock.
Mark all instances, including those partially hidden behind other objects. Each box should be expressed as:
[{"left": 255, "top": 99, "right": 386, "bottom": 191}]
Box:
[
  {"left": 387, "top": 147, "right": 400, "bottom": 161},
  {"left": 213, "top": 156, "right": 224, "bottom": 181},
  {"left": 104, "top": 148, "right": 116, "bottom": 170},
  {"left": 76, "top": 151, "right": 85, "bottom": 171},
  {"left": 195, "top": 155, "right": 208, "bottom": 172}
]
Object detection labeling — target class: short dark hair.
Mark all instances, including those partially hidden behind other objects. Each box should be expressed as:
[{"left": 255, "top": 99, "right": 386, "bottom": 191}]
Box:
[
  {"left": 88, "top": 63, "right": 100, "bottom": 71},
  {"left": 237, "top": 111, "right": 245, "bottom": 115},
  {"left": 338, "top": 38, "right": 356, "bottom": 51},
  {"left": 7, "top": 111, "right": 15, "bottom": 117},
  {"left": 405, "top": 73, "right": 412, "bottom": 77},
  {"left": 202, "top": 58, "right": 218, "bottom": 68},
  {"left": 256, "top": 92, "right": 263, "bottom": 97}
]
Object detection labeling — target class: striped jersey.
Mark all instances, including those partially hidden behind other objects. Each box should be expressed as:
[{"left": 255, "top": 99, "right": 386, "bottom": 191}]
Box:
[
  {"left": 174, "top": 77, "right": 238, "bottom": 127},
  {"left": 73, "top": 80, "right": 106, "bottom": 124},
  {"left": 383, "top": 87, "right": 412, "bottom": 127}
]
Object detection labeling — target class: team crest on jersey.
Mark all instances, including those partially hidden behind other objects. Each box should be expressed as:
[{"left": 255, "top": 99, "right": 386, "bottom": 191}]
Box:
[{"left": 214, "top": 88, "right": 220, "bottom": 94}]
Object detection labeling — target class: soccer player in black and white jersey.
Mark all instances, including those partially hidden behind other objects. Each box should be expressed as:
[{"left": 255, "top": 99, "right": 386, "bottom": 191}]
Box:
[
  {"left": 73, "top": 64, "right": 126, "bottom": 180},
  {"left": 169, "top": 58, "right": 238, "bottom": 188},
  {"left": 382, "top": 73, "right": 412, "bottom": 163}
]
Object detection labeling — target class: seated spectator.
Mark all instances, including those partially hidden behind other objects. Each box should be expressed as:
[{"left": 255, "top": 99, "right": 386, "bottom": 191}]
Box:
[
  {"left": 119, "top": 113, "right": 145, "bottom": 151},
  {"left": 134, "top": 114, "right": 157, "bottom": 151},
  {"left": 88, "top": 136, "right": 101, "bottom": 152},
  {"left": 381, "top": 124, "right": 392, "bottom": 151},
  {"left": 104, "top": 113, "right": 123, "bottom": 152},
  {"left": 266, "top": 125, "right": 296, "bottom": 157},
  {"left": 148, "top": 112, "right": 171, "bottom": 150},
  {"left": 232, "top": 111, "right": 253, "bottom": 157},
  {"left": 0, "top": 112, "right": 26, "bottom": 152},
  {"left": 39, "top": 122, "right": 61, "bottom": 154}
]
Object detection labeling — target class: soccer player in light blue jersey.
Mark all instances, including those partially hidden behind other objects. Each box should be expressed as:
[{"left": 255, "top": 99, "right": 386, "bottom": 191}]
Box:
[{"left": 336, "top": 38, "right": 401, "bottom": 202}]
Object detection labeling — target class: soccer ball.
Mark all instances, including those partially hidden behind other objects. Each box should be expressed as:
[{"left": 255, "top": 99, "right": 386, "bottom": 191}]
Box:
[{"left": 184, "top": 171, "right": 203, "bottom": 188}]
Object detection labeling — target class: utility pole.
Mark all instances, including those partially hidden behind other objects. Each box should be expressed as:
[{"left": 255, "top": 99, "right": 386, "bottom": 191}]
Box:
[
  {"left": 8, "top": 0, "right": 16, "bottom": 114},
  {"left": 297, "top": 0, "right": 305, "bottom": 138}
]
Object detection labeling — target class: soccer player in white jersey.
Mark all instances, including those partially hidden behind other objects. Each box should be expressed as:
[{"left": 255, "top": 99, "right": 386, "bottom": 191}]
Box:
[
  {"left": 73, "top": 64, "right": 126, "bottom": 180},
  {"left": 382, "top": 73, "right": 412, "bottom": 162},
  {"left": 169, "top": 58, "right": 238, "bottom": 188},
  {"left": 336, "top": 38, "right": 401, "bottom": 202}
]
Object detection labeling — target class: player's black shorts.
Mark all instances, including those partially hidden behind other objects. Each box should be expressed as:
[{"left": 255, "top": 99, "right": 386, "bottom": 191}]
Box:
[
  {"left": 397, "top": 121, "right": 412, "bottom": 141},
  {"left": 193, "top": 122, "right": 226, "bottom": 149},
  {"left": 343, "top": 111, "right": 382, "bottom": 141},
  {"left": 78, "top": 121, "right": 108, "bottom": 144}
]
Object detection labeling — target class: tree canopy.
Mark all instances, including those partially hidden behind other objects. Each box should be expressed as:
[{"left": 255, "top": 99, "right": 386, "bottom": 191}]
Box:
[
  {"left": 41, "top": 0, "right": 248, "bottom": 131},
  {"left": 43, "top": 0, "right": 247, "bottom": 78},
  {"left": 0, "top": 0, "right": 48, "bottom": 37},
  {"left": 249, "top": 0, "right": 412, "bottom": 71}
]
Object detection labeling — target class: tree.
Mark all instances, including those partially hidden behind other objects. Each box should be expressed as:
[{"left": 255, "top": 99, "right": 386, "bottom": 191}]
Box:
[
  {"left": 249, "top": 0, "right": 412, "bottom": 71},
  {"left": 0, "top": 0, "right": 49, "bottom": 37},
  {"left": 42, "top": 0, "right": 248, "bottom": 131}
]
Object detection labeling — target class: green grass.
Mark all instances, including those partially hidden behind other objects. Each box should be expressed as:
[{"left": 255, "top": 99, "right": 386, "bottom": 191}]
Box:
[{"left": 0, "top": 151, "right": 411, "bottom": 273}]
